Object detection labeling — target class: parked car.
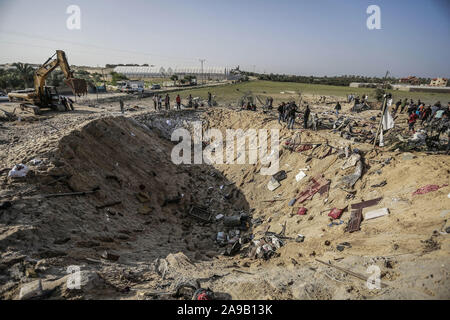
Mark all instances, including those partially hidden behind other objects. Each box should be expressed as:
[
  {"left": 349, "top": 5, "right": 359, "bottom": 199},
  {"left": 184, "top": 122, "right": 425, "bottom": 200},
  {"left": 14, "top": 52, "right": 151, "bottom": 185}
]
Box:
[
  {"left": 150, "top": 84, "right": 161, "bottom": 90},
  {"left": 119, "top": 81, "right": 144, "bottom": 94}
]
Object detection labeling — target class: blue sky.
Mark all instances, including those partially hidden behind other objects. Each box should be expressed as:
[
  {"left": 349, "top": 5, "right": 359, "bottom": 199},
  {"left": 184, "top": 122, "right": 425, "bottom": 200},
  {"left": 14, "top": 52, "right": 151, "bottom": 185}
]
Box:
[{"left": 0, "top": 0, "right": 449, "bottom": 77}]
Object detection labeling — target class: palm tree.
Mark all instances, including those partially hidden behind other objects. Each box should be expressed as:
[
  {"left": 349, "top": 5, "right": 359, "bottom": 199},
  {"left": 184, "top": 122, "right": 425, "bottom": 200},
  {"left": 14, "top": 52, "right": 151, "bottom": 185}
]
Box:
[
  {"left": 12, "top": 62, "right": 34, "bottom": 88},
  {"left": 170, "top": 74, "right": 178, "bottom": 85}
]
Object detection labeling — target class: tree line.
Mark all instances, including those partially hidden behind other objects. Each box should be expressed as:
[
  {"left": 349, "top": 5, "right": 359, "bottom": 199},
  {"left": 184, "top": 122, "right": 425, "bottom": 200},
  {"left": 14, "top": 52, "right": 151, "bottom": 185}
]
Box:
[
  {"left": 0, "top": 63, "right": 107, "bottom": 92},
  {"left": 243, "top": 71, "right": 433, "bottom": 87}
]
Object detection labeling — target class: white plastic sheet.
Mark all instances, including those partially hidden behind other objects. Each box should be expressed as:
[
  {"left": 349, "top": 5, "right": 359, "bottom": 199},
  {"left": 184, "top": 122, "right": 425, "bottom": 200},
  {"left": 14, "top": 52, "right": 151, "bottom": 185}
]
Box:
[
  {"left": 295, "top": 170, "right": 307, "bottom": 182},
  {"left": 382, "top": 105, "right": 394, "bottom": 130},
  {"left": 8, "top": 164, "right": 29, "bottom": 178}
]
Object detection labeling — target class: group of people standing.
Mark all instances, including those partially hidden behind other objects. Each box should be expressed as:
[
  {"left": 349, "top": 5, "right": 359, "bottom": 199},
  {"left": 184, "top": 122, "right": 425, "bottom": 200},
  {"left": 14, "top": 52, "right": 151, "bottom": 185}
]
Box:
[
  {"left": 152, "top": 93, "right": 198, "bottom": 111},
  {"left": 393, "top": 99, "right": 450, "bottom": 134},
  {"left": 277, "top": 101, "right": 312, "bottom": 130},
  {"left": 347, "top": 93, "right": 368, "bottom": 104}
]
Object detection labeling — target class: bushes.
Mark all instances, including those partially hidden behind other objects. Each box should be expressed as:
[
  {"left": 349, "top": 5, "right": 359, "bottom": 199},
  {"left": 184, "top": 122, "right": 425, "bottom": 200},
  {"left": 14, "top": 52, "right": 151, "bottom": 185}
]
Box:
[
  {"left": 0, "top": 68, "right": 28, "bottom": 91},
  {"left": 110, "top": 71, "right": 128, "bottom": 85},
  {"left": 374, "top": 88, "right": 386, "bottom": 101}
]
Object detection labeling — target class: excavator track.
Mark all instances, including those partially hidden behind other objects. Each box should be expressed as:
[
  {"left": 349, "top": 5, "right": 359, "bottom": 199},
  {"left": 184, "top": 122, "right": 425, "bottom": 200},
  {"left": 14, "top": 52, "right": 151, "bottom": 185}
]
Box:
[{"left": 20, "top": 103, "right": 41, "bottom": 115}]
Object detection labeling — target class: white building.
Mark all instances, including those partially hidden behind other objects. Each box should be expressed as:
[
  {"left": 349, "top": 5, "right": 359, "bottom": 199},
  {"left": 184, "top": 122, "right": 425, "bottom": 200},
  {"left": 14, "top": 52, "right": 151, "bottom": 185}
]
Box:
[{"left": 113, "top": 66, "right": 228, "bottom": 80}]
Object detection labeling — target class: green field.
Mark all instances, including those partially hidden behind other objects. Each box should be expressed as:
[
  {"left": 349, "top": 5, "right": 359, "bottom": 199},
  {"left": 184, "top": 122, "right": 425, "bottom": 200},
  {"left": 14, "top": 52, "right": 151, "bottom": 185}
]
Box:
[{"left": 170, "top": 80, "right": 450, "bottom": 105}]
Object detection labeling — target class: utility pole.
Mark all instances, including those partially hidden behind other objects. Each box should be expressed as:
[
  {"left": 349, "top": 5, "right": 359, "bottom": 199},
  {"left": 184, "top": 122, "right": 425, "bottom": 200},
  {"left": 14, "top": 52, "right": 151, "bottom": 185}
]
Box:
[
  {"left": 382, "top": 70, "right": 390, "bottom": 89},
  {"left": 199, "top": 59, "right": 206, "bottom": 85}
]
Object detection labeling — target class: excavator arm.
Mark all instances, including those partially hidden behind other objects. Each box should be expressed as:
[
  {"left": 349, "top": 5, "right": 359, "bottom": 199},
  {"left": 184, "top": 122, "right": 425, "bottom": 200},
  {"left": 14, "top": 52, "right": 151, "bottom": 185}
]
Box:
[{"left": 34, "top": 50, "right": 75, "bottom": 100}]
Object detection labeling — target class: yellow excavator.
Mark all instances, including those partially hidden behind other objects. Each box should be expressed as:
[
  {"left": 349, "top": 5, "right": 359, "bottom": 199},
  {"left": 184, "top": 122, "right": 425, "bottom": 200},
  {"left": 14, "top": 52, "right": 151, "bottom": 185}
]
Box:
[{"left": 8, "top": 50, "right": 87, "bottom": 115}]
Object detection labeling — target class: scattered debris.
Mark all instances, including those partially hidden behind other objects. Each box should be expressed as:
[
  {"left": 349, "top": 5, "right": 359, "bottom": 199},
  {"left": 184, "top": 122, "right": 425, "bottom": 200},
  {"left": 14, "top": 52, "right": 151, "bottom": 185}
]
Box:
[
  {"left": 267, "top": 177, "right": 281, "bottom": 191},
  {"left": 272, "top": 170, "right": 287, "bottom": 182},
  {"left": 351, "top": 197, "right": 383, "bottom": 210},
  {"left": 328, "top": 220, "right": 344, "bottom": 227},
  {"left": 328, "top": 207, "right": 346, "bottom": 220},
  {"left": 341, "top": 152, "right": 361, "bottom": 170},
  {"left": 223, "top": 215, "right": 243, "bottom": 228},
  {"left": 295, "top": 170, "right": 307, "bottom": 182},
  {"left": 316, "top": 258, "right": 388, "bottom": 288},
  {"left": 364, "top": 208, "right": 389, "bottom": 220},
  {"left": 421, "top": 237, "right": 441, "bottom": 254},
  {"left": 8, "top": 164, "right": 29, "bottom": 178},
  {"left": 188, "top": 206, "right": 212, "bottom": 222},
  {"left": 42, "top": 188, "right": 100, "bottom": 198},
  {"left": 293, "top": 175, "right": 330, "bottom": 205},
  {"left": 371, "top": 180, "right": 387, "bottom": 188},
  {"left": 413, "top": 184, "right": 448, "bottom": 196},
  {"left": 346, "top": 209, "right": 363, "bottom": 233},
  {"left": 336, "top": 242, "right": 351, "bottom": 251},
  {"left": 101, "top": 251, "right": 120, "bottom": 262},
  {"left": 339, "top": 159, "right": 363, "bottom": 188}
]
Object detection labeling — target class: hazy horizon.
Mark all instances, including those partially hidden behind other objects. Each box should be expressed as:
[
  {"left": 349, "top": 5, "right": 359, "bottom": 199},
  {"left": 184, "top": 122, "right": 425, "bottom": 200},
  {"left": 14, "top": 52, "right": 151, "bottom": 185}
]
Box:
[{"left": 0, "top": 0, "right": 449, "bottom": 78}]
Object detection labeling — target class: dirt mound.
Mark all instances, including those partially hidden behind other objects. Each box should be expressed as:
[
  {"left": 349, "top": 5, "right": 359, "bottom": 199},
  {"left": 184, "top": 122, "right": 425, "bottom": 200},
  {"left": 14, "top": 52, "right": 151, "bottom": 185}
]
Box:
[{"left": 0, "top": 116, "right": 249, "bottom": 299}]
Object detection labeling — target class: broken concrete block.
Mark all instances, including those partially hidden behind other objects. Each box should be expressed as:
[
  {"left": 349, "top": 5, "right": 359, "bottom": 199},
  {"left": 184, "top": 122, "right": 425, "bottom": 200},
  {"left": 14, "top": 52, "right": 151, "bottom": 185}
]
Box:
[
  {"left": 365, "top": 208, "right": 389, "bottom": 220},
  {"left": 341, "top": 153, "right": 361, "bottom": 170},
  {"left": 267, "top": 177, "right": 281, "bottom": 191},
  {"left": 19, "top": 279, "right": 43, "bottom": 300},
  {"left": 340, "top": 160, "right": 363, "bottom": 188}
]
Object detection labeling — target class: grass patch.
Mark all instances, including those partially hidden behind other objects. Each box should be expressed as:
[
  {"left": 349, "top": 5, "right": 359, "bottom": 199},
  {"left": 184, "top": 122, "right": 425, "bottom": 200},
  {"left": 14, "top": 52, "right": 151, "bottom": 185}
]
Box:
[{"left": 168, "top": 80, "right": 450, "bottom": 105}]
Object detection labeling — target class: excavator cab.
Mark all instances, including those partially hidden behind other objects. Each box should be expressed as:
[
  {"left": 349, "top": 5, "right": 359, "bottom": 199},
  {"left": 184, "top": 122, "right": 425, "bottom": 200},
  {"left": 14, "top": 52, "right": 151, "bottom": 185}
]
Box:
[{"left": 42, "top": 86, "right": 59, "bottom": 105}]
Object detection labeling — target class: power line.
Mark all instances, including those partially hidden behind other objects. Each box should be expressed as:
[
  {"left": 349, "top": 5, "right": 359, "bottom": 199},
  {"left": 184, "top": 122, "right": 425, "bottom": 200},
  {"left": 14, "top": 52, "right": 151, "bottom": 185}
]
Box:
[
  {"left": 0, "top": 30, "right": 198, "bottom": 63},
  {"left": 0, "top": 40, "right": 152, "bottom": 63},
  {"left": 0, "top": 30, "right": 227, "bottom": 66}
]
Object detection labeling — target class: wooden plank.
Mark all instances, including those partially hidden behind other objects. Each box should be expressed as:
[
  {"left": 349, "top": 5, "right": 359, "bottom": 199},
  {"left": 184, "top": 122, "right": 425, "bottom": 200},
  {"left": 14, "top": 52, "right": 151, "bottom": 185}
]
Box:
[
  {"left": 346, "top": 209, "right": 362, "bottom": 233},
  {"left": 316, "top": 259, "right": 389, "bottom": 288},
  {"left": 351, "top": 197, "right": 382, "bottom": 210}
]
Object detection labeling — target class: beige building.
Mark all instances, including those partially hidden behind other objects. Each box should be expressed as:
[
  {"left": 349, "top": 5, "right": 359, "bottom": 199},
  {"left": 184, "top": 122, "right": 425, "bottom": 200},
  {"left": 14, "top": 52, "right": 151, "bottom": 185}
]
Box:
[
  {"left": 430, "top": 77, "right": 448, "bottom": 87},
  {"left": 399, "top": 76, "right": 420, "bottom": 85}
]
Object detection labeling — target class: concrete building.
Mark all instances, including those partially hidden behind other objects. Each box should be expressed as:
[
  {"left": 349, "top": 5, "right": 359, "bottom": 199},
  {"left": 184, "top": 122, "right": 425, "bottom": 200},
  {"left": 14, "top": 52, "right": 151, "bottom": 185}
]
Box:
[
  {"left": 391, "top": 84, "right": 450, "bottom": 93},
  {"left": 430, "top": 77, "right": 448, "bottom": 87},
  {"left": 349, "top": 82, "right": 382, "bottom": 88},
  {"left": 399, "top": 76, "right": 420, "bottom": 85}
]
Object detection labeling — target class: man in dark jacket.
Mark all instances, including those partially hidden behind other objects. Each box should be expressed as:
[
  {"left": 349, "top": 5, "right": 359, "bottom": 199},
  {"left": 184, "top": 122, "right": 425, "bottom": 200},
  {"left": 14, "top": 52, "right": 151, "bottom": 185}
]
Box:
[
  {"left": 278, "top": 102, "right": 285, "bottom": 124},
  {"left": 334, "top": 102, "right": 341, "bottom": 116},
  {"left": 165, "top": 94, "right": 170, "bottom": 110},
  {"left": 287, "top": 103, "right": 298, "bottom": 130},
  {"left": 303, "top": 105, "right": 311, "bottom": 129}
]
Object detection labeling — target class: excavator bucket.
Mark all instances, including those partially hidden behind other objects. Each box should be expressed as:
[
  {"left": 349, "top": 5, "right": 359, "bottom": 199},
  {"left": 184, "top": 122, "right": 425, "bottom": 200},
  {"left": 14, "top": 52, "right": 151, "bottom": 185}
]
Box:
[{"left": 65, "top": 78, "right": 88, "bottom": 97}]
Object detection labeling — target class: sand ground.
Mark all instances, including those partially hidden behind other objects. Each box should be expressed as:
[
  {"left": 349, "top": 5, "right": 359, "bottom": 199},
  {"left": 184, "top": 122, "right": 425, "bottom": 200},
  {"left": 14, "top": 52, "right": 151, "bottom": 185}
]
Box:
[{"left": 0, "top": 93, "right": 449, "bottom": 300}]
